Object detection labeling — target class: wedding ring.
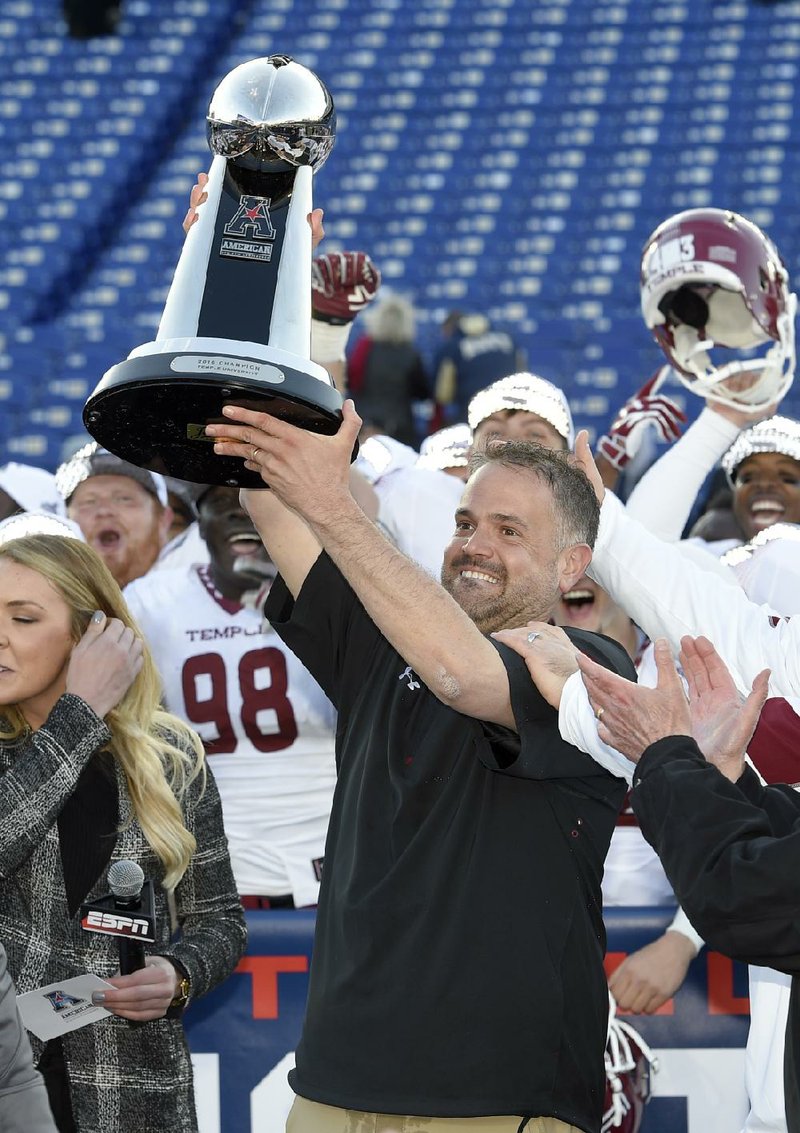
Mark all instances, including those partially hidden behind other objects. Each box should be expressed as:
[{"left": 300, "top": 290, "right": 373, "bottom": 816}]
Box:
[
  {"left": 595, "top": 706, "right": 605, "bottom": 721},
  {"left": 527, "top": 631, "right": 541, "bottom": 644},
  {"left": 251, "top": 446, "right": 261, "bottom": 460}
]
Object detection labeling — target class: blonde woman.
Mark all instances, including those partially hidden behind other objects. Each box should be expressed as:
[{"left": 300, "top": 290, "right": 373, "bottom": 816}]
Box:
[{"left": 0, "top": 534, "right": 246, "bottom": 1132}]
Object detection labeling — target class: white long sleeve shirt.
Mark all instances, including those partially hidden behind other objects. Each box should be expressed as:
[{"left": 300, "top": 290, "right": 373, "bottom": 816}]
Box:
[
  {"left": 625, "top": 407, "right": 741, "bottom": 542},
  {"left": 589, "top": 490, "right": 798, "bottom": 699}
]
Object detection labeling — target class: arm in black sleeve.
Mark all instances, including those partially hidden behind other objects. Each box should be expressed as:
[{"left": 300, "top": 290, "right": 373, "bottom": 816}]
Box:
[
  {"left": 736, "top": 762, "right": 800, "bottom": 837},
  {"left": 632, "top": 737, "right": 800, "bottom": 974},
  {"left": 482, "top": 628, "right": 637, "bottom": 780}
]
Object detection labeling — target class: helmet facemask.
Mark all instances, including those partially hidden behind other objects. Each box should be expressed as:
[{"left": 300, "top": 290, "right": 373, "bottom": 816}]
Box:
[{"left": 641, "top": 209, "right": 797, "bottom": 413}]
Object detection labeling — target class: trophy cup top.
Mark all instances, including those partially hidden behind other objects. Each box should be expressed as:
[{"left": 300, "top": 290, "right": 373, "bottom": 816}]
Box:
[{"left": 207, "top": 55, "right": 336, "bottom": 173}]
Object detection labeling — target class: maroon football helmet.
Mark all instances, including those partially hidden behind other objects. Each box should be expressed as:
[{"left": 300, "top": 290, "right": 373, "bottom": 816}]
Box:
[
  {"left": 640, "top": 208, "right": 796, "bottom": 411},
  {"left": 603, "top": 994, "right": 659, "bottom": 1133}
]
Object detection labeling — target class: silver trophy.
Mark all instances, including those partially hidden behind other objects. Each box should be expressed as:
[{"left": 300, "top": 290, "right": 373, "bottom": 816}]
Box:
[{"left": 83, "top": 55, "right": 341, "bottom": 488}]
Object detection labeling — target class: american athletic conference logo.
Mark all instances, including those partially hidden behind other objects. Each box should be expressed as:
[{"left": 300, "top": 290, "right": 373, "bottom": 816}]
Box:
[
  {"left": 44, "top": 990, "right": 85, "bottom": 1013},
  {"left": 221, "top": 195, "right": 276, "bottom": 263}
]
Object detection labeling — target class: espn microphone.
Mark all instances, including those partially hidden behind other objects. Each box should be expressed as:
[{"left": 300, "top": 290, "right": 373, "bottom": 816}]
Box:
[{"left": 108, "top": 860, "right": 147, "bottom": 975}]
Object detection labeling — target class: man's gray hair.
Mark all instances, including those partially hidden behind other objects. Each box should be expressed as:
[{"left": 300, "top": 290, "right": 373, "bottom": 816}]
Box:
[{"left": 469, "top": 440, "right": 600, "bottom": 551}]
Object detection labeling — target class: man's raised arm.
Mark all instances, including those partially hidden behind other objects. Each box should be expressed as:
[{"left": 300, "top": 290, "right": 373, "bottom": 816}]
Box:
[{"left": 206, "top": 402, "right": 514, "bottom": 727}]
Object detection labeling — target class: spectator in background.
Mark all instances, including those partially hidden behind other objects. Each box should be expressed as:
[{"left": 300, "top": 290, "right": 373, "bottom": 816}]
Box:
[
  {"left": 124, "top": 485, "right": 337, "bottom": 909},
  {"left": 434, "top": 310, "right": 525, "bottom": 424},
  {"left": 62, "top": 0, "right": 121, "bottom": 37},
  {"left": 54, "top": 443, "right": 173, "bottom": 588},
  {"left": 0, "top": 465, "right": 63, "bottom": 522},
  {"left": 347, "top": 294, "right": 431, "bottom": 447}
]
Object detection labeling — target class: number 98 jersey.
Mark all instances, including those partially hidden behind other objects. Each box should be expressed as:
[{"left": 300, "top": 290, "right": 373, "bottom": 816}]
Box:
[{"left": 124, "top": 564, "right": 337, "bottom": 905}]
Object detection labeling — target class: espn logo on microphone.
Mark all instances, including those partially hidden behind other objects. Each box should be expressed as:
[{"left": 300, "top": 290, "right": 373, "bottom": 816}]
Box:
[{"left": 80, "top": 909, "right": 157, "bottom": 943}]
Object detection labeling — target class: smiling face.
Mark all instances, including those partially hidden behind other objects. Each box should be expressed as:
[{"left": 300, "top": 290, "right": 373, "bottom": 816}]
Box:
[
  {"left": 0, "top": 558, "right": 75, "bottom": 730},
  {"left": 198, "top": 486, "right": 274, "bottom": 600},
  {"left": 555, "top": 574, "right": 613, "bottom": 633},
  {"left": 440, "top": 463, "right": 589, "bottom": 634},
  {"left": 553, "top": 571, "right": 640, "bottom": 658},
  {"left": 731, "top": 452, "right": 800, "bottom": 540},
  {"left": 471, "top": 409, "right": 567, "bottom": 454},
  {"left": 68, "top": 474, "right": 170, "bottom": 588}
]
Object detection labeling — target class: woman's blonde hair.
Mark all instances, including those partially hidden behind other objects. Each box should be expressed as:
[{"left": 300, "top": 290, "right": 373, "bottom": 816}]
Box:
[{"left": 0, "top": 534, "right": 205, "bottom": 890}]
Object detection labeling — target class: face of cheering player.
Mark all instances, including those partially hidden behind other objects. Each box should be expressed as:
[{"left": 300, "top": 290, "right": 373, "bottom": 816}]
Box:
[
  {"left": 197, "top": 486, "right": 275, "bottom": 601},
  {"left": 554, "top": 573, "right": 640, "bottom": 662},
  {"left": 68, "top": 475, "right": 172, "bottom": 589},
  {"left": 556, "top": 574, "right": 615, "bottom": 632},
  {"left": 440, "top": 462, "right": 590, "bottom": 634},
  {"left": 471, "top": 410, "right": 567, "bottom": 455},
  {"left": 0, "top": 557, "right": 75, "bottom": 730},
  {"left": 731, "top": 452, "right": 800, "bottom": 540}
]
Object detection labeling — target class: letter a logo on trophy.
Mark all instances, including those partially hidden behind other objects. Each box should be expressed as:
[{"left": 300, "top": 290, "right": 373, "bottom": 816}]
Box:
[{"left": 83, "top": 55, "right": 342, "bottom": 488}]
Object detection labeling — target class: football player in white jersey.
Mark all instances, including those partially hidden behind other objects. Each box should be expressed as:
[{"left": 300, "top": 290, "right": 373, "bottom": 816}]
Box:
[{"left": 124, "top": 485, "right": 337, "bottom": 907}]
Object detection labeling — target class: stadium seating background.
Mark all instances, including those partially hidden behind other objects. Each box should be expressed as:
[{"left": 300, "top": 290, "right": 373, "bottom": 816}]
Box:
[{"left": 2, "top": 0, "right": 800, "bottom": 467}]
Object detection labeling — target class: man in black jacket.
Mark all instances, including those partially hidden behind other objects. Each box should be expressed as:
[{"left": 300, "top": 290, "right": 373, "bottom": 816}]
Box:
[
  {"left": 205, "top": 401, "right": 636, "bottom": 1133},
  {"left": 575, "top": 633, "right": 800, "bottom": 1133}
]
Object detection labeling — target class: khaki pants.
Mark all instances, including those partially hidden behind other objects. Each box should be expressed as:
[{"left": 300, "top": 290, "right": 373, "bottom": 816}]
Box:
[{"left": 286, "top": 1097, "right": 582, "bottom": 1133}]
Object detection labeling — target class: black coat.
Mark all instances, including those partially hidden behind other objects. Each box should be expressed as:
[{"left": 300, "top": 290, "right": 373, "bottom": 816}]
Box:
[{"left": 632, "top": 737, "right": 800, "bottom": 1132}]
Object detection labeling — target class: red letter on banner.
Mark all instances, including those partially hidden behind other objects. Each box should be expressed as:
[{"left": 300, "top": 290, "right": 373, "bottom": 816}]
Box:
[
  {"left": 236, "top": 955, "right": 309, "bottom": 1019},
  {"left": 603, "top": 952, "right": 675, "bottom": 1016},
  {"left": 707, "top": 954, "right": 750, "bottom": 1015}
]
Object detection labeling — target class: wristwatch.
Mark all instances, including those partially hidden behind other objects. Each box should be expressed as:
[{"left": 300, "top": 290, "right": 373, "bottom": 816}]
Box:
[{"left": 170, "top": 973, "right": 191, "bottom": 1010}]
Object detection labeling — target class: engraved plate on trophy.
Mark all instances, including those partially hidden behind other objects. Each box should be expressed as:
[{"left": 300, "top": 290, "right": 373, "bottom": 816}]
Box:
[{"left": 83, "top": 55, "right": 341, "bottom": 488}]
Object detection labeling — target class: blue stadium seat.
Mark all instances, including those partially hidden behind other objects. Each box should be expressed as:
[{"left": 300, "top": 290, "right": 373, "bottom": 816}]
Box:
[{"left": 2, "top": 0, "right": 800, "bottom": 465}]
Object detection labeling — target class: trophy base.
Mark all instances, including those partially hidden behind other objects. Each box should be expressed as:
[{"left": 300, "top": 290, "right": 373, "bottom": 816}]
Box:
[{"left": 83, "top": 348, "right": 351, "bottom": 488}]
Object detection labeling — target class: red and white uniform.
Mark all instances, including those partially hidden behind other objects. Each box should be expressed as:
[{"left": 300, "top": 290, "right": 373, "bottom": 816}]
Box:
[{"left": 124, "top": 564, "right": 337, "bottom": 905}]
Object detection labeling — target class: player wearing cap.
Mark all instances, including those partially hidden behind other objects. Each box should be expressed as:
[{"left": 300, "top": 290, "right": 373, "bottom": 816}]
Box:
[
  {"left": 433, "top": 310, "right": 525, "bottom": 424},
  {"left": 415, "top": 423, "right": 471, "bottom": 480},
  {"left": 0, "top": 463, "right": 64, "bottom": 522},
  {"left": 55, "top": 443, "right": 173, "bottom": 588}
]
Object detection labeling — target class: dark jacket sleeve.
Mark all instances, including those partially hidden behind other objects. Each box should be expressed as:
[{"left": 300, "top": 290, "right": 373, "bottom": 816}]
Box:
[
  {"left": 0, "top": 943, "right": 57, "bottom": 1132},
  {"left": 0, "top": 695, "right": 111, "bottom": 880},
  {"left": 265, "top": 552, "right": 384, "bottom": 713},
  {"left": 632, "top": 736, "right": 800, "bottom": 974},
  {"left": 736, "top": 762, "right": 800, "bottom": 836},
  {"left": 481, "top": 629, "right": 636, "bottom": 781}
]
